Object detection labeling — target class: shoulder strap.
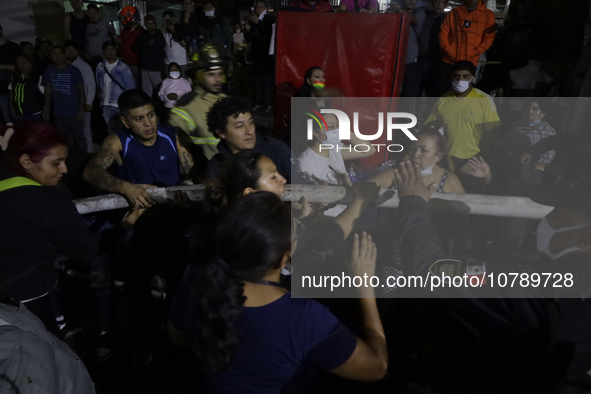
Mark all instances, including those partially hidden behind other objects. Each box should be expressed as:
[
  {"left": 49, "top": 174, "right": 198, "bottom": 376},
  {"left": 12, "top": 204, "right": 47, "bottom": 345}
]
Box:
[
  {"left": 438, "top": 170, "right": 449, "bottom": 192},
  {"left": 0, "top": 177, "right": 41, "bottom": 193},
  {"left": 102, "top": 64, "right": 125, "bottom": 91}
]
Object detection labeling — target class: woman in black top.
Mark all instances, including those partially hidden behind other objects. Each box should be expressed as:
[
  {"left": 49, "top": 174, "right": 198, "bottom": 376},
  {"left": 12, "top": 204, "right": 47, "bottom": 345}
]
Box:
[{"left": 0, "top": 121, "right": 144, "bottom": 335}]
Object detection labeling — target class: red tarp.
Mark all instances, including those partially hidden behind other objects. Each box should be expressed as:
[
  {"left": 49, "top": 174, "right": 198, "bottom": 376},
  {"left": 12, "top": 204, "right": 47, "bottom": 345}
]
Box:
[{"left": 275, "top": 11, "right": 409, "bottom": 165}]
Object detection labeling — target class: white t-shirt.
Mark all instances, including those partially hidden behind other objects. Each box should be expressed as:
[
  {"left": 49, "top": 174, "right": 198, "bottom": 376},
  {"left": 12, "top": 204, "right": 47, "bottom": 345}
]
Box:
[
  {"left": 102, "top": 60, "right": 118, "bottom": 107},
  {"left": 297, "top": 146, "right": 347, "bottom": 185},
  {"left": 233, "top": 31, "right": 244, "bottom": 45},
  {"left": 298, "top": 146, "right": 348, "bottom": 217},
  {"left": 164, "top": 32, "right": 188, "bottom": 66}
]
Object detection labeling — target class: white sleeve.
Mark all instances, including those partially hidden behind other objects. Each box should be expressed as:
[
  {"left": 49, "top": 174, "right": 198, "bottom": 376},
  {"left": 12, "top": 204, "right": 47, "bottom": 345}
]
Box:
[
  {"left": 37, "top": 76, "right": 45, "bottom": 94},
  {"left": 84, "top": 65, "right": 96, "bottom": 105}
]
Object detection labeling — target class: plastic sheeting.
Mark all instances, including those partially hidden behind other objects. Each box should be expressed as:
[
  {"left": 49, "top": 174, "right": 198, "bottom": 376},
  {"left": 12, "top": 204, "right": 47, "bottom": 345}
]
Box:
[{"left": 276, "top": 12, "right": 409, "bottom": 165}]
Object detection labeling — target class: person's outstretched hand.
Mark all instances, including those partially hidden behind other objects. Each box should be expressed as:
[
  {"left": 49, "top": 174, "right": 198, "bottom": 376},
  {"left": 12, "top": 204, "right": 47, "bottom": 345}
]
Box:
[
  {"left": 520, "top": 152, "right": 532, "bottom": 165},
  {"left": 350, "top": 232, "right": 377, "bottom": 296},
  {"left": 394, "top": 160, "right": 437, "bottom": 203},
  {"left": 120, "top": 201, "right": 148, "bottom": 230},
  {"left": 467, "top": 156, "right": 490, "bottom": 179}
]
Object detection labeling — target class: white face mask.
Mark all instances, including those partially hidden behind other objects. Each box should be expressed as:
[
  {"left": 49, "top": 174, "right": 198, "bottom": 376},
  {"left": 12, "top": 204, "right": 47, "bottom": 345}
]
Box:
[
  {"left": 452, "top": 77, "right": 473, "bottom": 93},
  {"left": 325, "top": 128, "right": 340, "bottom": 145},
  {"left": 235, "top": 29, "right": 241, "bottom": 33},
  {"left": 536, "top": 218, "right": 588, "bottom": 260},
  {"left": 420, "top": 160, "right": 438, "bottom": 176},
  {"left": 204, "top": 9, "right": 215, "bottom": 17},
  {"left": 170, "top": 71, "right": 181, "bottom": 79}
]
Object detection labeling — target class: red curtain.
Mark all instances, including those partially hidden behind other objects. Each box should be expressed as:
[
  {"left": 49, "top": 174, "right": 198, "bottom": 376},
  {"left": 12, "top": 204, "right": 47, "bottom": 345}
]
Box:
[{"left": 275, "top": 11, "right": 409, "bottom": 165}]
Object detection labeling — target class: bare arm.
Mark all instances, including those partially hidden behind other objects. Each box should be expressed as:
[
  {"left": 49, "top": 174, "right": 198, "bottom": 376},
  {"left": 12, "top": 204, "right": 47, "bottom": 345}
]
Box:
[
  {"left": 333, "top": 182, "right": 380, "bottom": 239},
  {"left": 83, "top": 134, "right": 125, "bottom": 193},
  {"left": 442, "top": 172, "right": 466, "bottom": 193},
  {"left": 82, "top": 134, "right": 157, "bottom": 208},
  {"left": 330, "top": 234, "right": 387, "bottom": 382},
  {"left": 176, "top": 132, "right": 195, "bottom": 177}
]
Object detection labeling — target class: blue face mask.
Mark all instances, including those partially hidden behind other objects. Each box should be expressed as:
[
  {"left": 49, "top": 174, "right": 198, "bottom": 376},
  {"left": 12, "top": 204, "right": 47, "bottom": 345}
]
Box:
[{"left": 528, "top": 119, "right": 541, "bottom": 127}]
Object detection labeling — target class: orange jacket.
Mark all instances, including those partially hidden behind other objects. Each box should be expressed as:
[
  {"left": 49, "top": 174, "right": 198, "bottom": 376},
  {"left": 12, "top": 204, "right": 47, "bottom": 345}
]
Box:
[{"left": 439, "top": 1, "right": 496, "bottom": 66}]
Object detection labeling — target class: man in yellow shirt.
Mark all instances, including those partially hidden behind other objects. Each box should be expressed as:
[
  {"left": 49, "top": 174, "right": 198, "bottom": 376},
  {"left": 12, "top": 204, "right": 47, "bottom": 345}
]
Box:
[
  {"left": 168, "top": 44, "right": 227, "bottom": 160},
  {"left": 425, "top": 61, "right": 500, "bottom": 178}
]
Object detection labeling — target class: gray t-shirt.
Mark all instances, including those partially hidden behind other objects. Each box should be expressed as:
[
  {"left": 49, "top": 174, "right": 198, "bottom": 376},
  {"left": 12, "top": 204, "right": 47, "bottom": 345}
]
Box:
[{"left": 86, "top": 17, "right": 111, "bottom": 59}]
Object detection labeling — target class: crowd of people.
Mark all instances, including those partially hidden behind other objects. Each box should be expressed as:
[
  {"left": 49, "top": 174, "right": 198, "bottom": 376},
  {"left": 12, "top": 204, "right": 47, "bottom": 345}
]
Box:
[{"left": 0, "top": 0, "right": 591, "bottom": 393}]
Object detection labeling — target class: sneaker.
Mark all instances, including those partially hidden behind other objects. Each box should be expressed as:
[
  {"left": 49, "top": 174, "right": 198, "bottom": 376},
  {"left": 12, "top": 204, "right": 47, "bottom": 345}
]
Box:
[
  {"left": 252, "top": 105, "right": 264, "bottom": 112},
  {"left": 265, "top": 105, "right": 274, "bottom": 113},
  {"left": 95, "top": 331, "right": 114, "bottom": 362}
]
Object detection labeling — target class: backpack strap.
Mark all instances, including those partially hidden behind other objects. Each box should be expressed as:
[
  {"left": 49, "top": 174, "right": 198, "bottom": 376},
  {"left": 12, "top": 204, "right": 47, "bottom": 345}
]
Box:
[{"left": 103, "top": 64, "right": 126, "bottom": 91}]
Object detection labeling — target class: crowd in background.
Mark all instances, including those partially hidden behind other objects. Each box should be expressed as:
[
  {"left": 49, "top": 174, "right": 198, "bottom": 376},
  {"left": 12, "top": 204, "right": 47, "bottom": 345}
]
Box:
[{"left": 1, "top": 0, "right": 591, "bottom": 393}]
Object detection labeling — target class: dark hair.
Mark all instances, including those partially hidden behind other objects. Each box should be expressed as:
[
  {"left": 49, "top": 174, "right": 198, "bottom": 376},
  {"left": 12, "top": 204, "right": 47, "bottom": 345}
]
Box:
[
  {"left": 63, "top": 40, "right": 79, "bottom": 51},
  {"left": 529, "top": 100, "right": 548, "bottom": 116},
  {"left": 206, "top": 150, "right": 264, "bottom": 207},
  {"left": 118, "top": 89, "right": 152, "bottom": 116},
  {"left": 2, "top": 122, "right": 68, "bottom": 178},
  {"left": 416, "top": 126, "right": 445, "bottom": 154},
  {"left": 50, "top": 45, "right": 64, "bottom": 53},
  {"left": 451, "top": 60, "right": 476, "bottom": 76},
  {"left": 163, "top": 10, "right": 176, "bottom": 19},
  {"left": 87, "top": 3, "right": 99, "bottom": 11},
  {"left": 102, "top": 40, "right": 116, "bottom": 50},
  {"left": 168, "top": 62, "right": 181, "bottom": 72},
  {"left": 14, "top": 53, "right": 31, "bottom": 65},
  {"left": 190, "top": 192, "right": 291, "bottom": 373},
  {"left": 255, "top": 0, "right": 268, "bottom": 7},
  {"left": 206, "top": 96, "right": 252, "bottom": 137},
  {"left": 302, "top": 66, "right": 323, "bottom": 87},
  {"left": 20, "top": 41, "right": 33, "bottom": 48}
]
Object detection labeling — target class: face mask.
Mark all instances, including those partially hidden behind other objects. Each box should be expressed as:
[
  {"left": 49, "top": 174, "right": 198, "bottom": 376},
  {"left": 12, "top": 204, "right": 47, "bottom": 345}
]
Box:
[
  {"left": 235, "top": 29, "right": 241, "bottom": 33},
  {"left": 452, "top": 78, "right": 472, "bottom": 93},
  {"left": 536, "top": 218, "right": 587, "bottom": 260},
  {"left": 204, "top": 9, "right": 215, "bottom": 17},
  {"left": 528, "top": 119, "right": 541, "bottom": 127},
  {"left": 312, "top": 81, "right": 325, "bottom": 90},
  {"left": 170, "top": 71, "right": 181, "bottom": 79},
  {"left": 420, "top": 160, "right": 437, "bottom": 176},
  {"left": 326, "top": 128, "right": 340, "bottom": 145}
]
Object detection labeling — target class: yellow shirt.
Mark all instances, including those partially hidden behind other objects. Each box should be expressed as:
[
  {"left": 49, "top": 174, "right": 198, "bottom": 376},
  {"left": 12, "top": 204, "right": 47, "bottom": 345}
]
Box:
[{"left": 424, "top": 88, "right": 500, "bottom": 159}]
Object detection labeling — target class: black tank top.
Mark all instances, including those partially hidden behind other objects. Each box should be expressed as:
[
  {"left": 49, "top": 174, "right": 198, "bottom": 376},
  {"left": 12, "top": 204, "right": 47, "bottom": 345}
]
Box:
[{"left": 70, "top": 13, "right": 89, "bottom": 52}]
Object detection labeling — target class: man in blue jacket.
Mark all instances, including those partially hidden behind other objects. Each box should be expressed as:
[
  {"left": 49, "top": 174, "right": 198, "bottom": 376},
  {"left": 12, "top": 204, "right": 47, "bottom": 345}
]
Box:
[{"left": 95, "top": 41, "right": 135, "bottom": 127}]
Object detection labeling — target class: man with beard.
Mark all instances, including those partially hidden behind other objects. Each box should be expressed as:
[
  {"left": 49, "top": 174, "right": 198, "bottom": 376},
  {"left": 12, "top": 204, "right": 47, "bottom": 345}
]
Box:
[{"left": 168, "top": 44, "right": 227, "bottom": 162}]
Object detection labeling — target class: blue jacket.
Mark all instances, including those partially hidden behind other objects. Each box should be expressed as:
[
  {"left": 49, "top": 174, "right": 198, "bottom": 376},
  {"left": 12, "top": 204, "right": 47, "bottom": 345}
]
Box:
[{"left": 95, "top": 60, "right": 135, "bottom": 107}]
